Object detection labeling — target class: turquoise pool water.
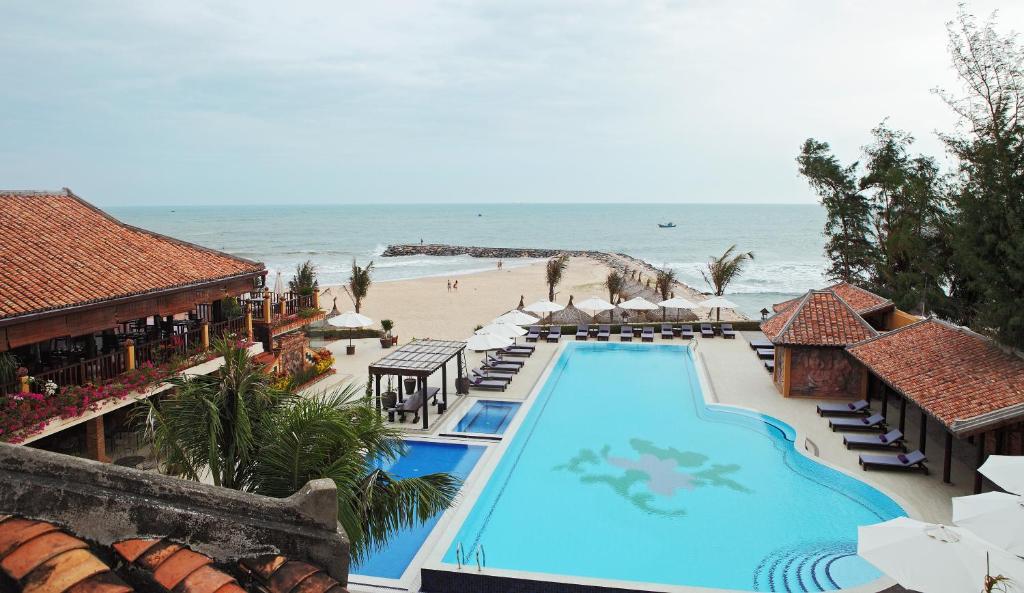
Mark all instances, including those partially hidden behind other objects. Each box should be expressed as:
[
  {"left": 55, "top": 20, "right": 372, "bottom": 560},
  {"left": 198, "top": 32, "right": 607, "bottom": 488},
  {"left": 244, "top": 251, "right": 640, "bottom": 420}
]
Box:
[
  {"left": 352, "top": 441, "right": 484, "bottom": 579},
  {"left": 443, "top": 343, "right": 904, "bottom": 592},
  {"left": 454, "top": 400, "right": 521, "bottom": 435}
]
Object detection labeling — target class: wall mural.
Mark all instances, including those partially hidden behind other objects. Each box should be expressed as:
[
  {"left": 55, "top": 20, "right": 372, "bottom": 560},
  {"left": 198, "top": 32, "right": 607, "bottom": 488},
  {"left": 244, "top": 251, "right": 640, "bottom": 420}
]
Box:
[{"left": 789, "top": 348, "right": 861, "bottom": 398}]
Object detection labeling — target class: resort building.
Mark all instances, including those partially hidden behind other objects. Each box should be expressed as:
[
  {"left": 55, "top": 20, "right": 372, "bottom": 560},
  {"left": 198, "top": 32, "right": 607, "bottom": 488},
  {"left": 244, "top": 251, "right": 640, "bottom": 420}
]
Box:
[{"left": 0, "top": 189, "right": 324, "bottom": 461}]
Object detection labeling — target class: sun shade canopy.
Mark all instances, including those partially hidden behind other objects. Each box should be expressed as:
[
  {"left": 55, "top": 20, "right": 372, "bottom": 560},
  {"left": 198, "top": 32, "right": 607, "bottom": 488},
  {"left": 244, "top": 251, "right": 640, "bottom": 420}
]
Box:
[{"left": 368, "top": 339, "right": 466, "bottom": 378}]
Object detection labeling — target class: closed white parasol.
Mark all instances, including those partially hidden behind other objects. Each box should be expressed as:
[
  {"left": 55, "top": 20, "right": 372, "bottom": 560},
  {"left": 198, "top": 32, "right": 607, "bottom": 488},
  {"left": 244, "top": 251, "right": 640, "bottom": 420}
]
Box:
[{"left": 858, "top": 517, "right": 1024, "bottom": 593}]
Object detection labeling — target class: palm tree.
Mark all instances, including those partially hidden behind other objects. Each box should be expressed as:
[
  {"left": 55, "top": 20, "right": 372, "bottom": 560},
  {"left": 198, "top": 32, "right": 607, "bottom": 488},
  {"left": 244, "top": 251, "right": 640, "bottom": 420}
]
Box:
[
  {"left": 545, "top": 254, "right": 569, "bottom": 301},
  {"left": 289, "top": 260, "right": 319, "bottom": 296},
  {"left": 604, "top": 270, "right": 625, "bottom": 303},
  {"left": 143, "top": 340, "right": 458, "bottom": 561},
  {"left": 349, "top": 259, "right": 374, "bottom": 313},
  {"left": 655, "top": 268, "right": 677, "bottom": 301},
  {"left": 700, "top": 245, "right": 754, "bottom": 320}
]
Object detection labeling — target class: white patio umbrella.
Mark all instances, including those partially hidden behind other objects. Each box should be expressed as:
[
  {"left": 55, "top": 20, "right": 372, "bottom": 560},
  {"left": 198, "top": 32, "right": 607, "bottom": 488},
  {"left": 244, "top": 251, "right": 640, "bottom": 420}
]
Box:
[
  {"left": 273, "top": 271, "right": 285, "bottom": 298},
  {"left": 700, "top": 295, "right": 739, "bottom": 321},
  {"left": 575, "top": 296, "right": 616, "bottom": 323},
  {"left": 858, "top": 517, "right": 1024, "bottom": 593},
  {"left": 493, "top": 310, "right": 539, "bottom": 326},
  {"left": 328, "top": 310, "right": 374, "bottom": 348},
  {"left": 953, "top": 491, "right": 1024, "bottom": 555},
  {"left": 476, "top": 323, "right": 527, "bottom": 339},
  {"left": 980, "top": 455, "right": 1024, "bottom": 495},
  {"left": 523, "top": 300, "right": 564, "bottom": 324},
  {"left": 618, "top": 296, "right": 659, "bottom": 311},
  {"left": 658, "top": 296, "right": 699, "bottom": 309},
  {"left": 465, "top": 333, "right": 513, "bottom": 352}
]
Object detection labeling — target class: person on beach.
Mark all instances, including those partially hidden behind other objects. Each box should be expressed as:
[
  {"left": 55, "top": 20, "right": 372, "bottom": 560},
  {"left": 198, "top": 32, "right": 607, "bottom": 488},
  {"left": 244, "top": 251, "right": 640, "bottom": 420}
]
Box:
[
  {"left": 447, "top": 279, "right": 452, "bottom": 292},
  {"left": 498, "top": 259, "right": 503, "bottom": 270},
  {"left": 453, "top": 280, "right": 459, "bottom": 291}
]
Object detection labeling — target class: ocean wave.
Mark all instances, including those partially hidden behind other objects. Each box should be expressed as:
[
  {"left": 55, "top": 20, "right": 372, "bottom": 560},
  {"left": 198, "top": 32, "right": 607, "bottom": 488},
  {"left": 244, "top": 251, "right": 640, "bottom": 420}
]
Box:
[{"left": 667, "top": 260, "right": 828, "bottom": 295}]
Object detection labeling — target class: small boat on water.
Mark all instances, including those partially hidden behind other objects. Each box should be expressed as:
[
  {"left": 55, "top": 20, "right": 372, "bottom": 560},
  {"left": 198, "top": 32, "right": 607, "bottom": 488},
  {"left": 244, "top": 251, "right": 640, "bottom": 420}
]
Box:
[{"left": 658, "top": 222, "right": 677, "bottom": 228}]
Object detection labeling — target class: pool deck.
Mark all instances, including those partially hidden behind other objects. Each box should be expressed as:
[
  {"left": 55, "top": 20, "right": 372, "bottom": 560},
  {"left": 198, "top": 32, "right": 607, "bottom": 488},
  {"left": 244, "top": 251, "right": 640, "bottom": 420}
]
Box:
[{"left": 325, "top": 332, "right": 964, "bottom": 593}]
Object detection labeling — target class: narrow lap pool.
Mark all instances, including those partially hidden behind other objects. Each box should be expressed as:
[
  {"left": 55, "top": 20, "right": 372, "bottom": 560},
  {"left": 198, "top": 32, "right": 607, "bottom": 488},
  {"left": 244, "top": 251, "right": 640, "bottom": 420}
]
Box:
[
  {"left": 352, "top": 441, "right": 484, "bottom": 579},
  {"left": 454, "top": 400, "right": 521, "bottom": 435},
  {"left": 440, "top": 343, "right": 904, "bottom": 592}
]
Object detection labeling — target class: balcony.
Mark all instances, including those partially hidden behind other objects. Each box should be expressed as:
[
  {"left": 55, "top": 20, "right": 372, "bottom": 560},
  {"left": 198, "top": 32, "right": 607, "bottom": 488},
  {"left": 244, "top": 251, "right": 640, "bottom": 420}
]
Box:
[{"left": 240, "top": 290, "right": 326, "bottom": 339}]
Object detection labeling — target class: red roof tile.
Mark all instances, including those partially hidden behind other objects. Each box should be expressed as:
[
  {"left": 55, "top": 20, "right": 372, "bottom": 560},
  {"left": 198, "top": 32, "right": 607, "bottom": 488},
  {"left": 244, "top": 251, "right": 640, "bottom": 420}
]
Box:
[
  {"left": 115, "top": 538, "right": 241, "bottom": 593},
  {"left": 847, "top": 319, "right": 1024, "bottom": 435},
  {"left": 0, "top": 190, "right": 264, "bottom": 321},
  {"left": 761, "top": 290, "right": 878, "bottom": 346},
  {"left": 0, "top": 517, "right": 131, "bottom": 593},
  {"left": 824, "top": 282, "right": 893, "bottom": 315},
  {"left": 238, "top": 557, "right": 344, "bottom": 593}
]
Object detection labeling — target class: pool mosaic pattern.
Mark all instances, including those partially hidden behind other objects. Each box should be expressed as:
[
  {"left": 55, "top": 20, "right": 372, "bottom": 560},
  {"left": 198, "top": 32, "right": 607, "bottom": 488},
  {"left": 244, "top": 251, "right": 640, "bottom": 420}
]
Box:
[{"left": 442, "top": 343, "right": 904, "bottom": 592}]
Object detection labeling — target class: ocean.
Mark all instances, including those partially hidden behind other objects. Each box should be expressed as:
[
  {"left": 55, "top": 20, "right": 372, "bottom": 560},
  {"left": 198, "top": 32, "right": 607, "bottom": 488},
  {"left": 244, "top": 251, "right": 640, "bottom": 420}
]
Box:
[{"left": 109, "top": 203, "right": 827, "bottom": 319}]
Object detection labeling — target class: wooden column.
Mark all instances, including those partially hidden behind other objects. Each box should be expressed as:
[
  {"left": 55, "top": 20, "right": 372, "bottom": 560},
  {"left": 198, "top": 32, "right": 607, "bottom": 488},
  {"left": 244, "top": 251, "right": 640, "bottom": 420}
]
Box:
[
  {"left": 85, "top": 416, "right": 109, "bottom": 463},
  {"left": 880, "top": 385, "right": 889, "bottom": 420},
  {"left": 313, "top": 290, "right": 321, "bottom": 310},
  {"left": 974, "top": 433, "right": 986, "bottom": 494},
  {"left": 898, "top": 394, "right": 907, "bottom": 433},
  {"left": 421, "top": 378, "right": 429, "bottom": 430},
  {"left": 262, "top": 288, "right": 272, "bottom": 323},
  {"left": 441, "top": 363, "right": 448, "bottom": 409},
  {"left": 278, "top": 298, "right": 287, "bottom": 317},
  {"left": 397, "top": 374, "right": 404, "bottom": 403},
  {"left": 943, "top": 432, "right": 953, "bottom": 484},
  {"left": 125, "top": 339, "right": 136, "bottom": 371},
  {"left": 918, "top": 409, "right": 927, "bottom": 454},
  {"left": 18, "top": 368, "right": 29, "bottom": 394},
  {"left": 374, "top": 374, "right": 381, "bottom": 413},
  {"left": 201, "top": 321, "right": 210, "bottom": 350},
  {"left": 245, "top": 312, "right": 254, "bottom": 342}
]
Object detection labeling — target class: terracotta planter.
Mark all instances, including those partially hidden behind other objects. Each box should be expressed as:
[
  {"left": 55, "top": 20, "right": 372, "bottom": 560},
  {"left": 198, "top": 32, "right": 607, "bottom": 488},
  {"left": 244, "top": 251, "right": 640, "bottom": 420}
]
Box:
[
  {"left": 346, "top": 345, "right": 356, "bottom": 356},
  {"left": 379, "top": 338, "right": 392, "bottom": 348}
]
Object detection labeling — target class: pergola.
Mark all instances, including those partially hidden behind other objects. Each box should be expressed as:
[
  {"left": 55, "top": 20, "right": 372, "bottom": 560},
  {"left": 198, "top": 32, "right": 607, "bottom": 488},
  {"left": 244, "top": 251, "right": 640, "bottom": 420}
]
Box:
[{"left": 368, "top": 339, "right": 468, "bottom": 429}]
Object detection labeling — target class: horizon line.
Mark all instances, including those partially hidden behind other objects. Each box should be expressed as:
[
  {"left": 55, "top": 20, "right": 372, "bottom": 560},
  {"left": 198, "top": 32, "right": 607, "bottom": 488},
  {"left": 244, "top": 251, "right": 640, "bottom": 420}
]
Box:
[{"left": 102, "top": 200, "right": 821, "bottom": 207}]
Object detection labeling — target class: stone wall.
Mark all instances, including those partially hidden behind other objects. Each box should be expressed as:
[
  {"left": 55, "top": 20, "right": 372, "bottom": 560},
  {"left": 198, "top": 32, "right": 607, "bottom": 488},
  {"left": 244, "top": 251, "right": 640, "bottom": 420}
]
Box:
[{"left": 788, "top": 346, "right": 863, "bottom": 399}]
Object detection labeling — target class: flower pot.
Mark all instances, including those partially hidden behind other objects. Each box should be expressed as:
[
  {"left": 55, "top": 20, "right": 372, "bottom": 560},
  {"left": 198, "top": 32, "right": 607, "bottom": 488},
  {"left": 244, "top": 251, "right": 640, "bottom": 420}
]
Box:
[
  {"left": 379, "top": 337, "right": 392, "bottom": 348},
  {"left": 404, "top": 377, "right": 417, "bottom": 395},
  {"left": 455, "top": 377, "right": 470, "bottom": 395},
  {"left": 381, "top": 391, "right": 398, "bottom": 409},
  {"left": 345, "top": 345, "right": 356, "bottom": 356}
]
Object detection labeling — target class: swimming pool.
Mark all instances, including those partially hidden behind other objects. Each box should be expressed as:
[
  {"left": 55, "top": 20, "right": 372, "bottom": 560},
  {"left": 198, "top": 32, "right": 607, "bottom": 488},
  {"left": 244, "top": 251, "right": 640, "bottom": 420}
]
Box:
[
  {"left": 351, "top": 441, "right": 484, "bottom": 579},
  {"left": 438, "top": 343, "right": 904, "bottom": 592},
  {"left": 454, "top": 400, "right": 521, "bottom": 435}
]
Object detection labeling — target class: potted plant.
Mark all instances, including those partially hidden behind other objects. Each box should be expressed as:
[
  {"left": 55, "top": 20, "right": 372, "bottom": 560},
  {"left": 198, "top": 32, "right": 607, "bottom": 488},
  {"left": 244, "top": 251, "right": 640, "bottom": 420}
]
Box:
[
  {"left": 404, "top": 377, "right": 417, "bottom": 395},
  {"left": 381, "top": 376, "right": 398, "bottom": 410},
  {"left": 380, "top": 319, "right": 394, "bottom": 348}
]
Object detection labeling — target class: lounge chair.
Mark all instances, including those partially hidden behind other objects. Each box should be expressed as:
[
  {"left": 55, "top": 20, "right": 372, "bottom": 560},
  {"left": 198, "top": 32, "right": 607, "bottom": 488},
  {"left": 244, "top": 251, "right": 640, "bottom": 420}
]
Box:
[
  {"left": 486, "top": 352, "right": 524, "bottom": 366},
  {"left": 661, "top": 324, "right": 674, "bottom": 339},
  {"left": 597, "top": 325, "right": 611, "bottom": 341},
  {"left": 844, "top": 430, "right": 906, "bottom": 451},
  {"left": 756, "top": 348, "right": 775, "bottom": 360},
  {"left": 721, "top": 323, "right": 737, "bottom": 339},
  {"left": 859, "top": 450, "right": 928, "bottom": 474},
  {"left": 546, "top": 326, "right": 562, "bottom": 343},
  {"left": 680, "top": 325, "right": 694, "bottom": 340},
  {"left": 700, "top": 323, "right": 715, "bottom": 338},
  {"left": 748, "top": 338, "right": 773, "bottom": 350},
  {"left": 575, "top": 325, "right": 588, "bottom": 340},
  {"left": 589, "top": 324, "right": 600, "bottom": 337},
  {"left": 829, "top": 413, "right": 886, "bottom": 432},
  {"left": 764, "top": 360, "right": 775, "bottom": 372},
  {"left": 641, "top": 326, "right": 655, "bottom": 342},
  {"left": 620, "top": 325, "right": 632, "bottom": 341},
  {"left": 816, "top": 399, "right": 870, "bottom": 417},
  {"left": 468, "top": 376, "right": 507, "bottom": 392},
  {"left": 473, "top": 368, "right": 513, "bottom": 384},
  {"left": 525, "top": 326, "right": 541, "bottom": 342},
  {"left": 498, "top": 346, "right": 531, "bottom": 357}
]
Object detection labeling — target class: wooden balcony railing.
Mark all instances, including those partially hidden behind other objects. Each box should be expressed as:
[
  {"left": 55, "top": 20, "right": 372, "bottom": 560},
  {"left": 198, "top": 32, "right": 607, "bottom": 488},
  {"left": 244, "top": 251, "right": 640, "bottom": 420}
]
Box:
[
  {"left": 32, "top": 349, "right": 129, "bottom": 390},
  {"left": 239, "top": 292, "right": 317, "bottom": 324}
]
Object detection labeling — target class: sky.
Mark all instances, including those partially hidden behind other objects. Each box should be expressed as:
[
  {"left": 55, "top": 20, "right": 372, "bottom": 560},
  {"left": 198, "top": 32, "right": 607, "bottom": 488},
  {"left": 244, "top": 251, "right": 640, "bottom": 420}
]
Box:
[{"left": 1, "top": 1, "right": 1021, "bottom": 206}]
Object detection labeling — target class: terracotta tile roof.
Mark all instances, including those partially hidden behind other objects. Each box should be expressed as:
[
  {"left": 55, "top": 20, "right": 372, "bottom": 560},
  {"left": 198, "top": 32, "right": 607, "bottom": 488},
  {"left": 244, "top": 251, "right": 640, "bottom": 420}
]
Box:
[
  {"left": 238, "top": 556, "right": 345, "bottom": 593},
  {"left": 772, "top": 296, "right": 800, "bottom": 313},
  {"left": 847, "top": 319, "right": 1024, "bottom": 435},
  {"left": 761, "top": 290, "right": 878, "bottom": 346},
  {"left": 824, "top": 282, "right": 893, "bottom": 315},
  {"left": 114, "top": 539, "right": 246, "bottom": 593},
  {"left": 0, "top": 516, "right": 131, "bottom": 593},
  {"left": 0, "top": 190, "right": 264, "bottom": 321},
  {"left": 761, "top": 298, "right": 799, "bottom": 338}
]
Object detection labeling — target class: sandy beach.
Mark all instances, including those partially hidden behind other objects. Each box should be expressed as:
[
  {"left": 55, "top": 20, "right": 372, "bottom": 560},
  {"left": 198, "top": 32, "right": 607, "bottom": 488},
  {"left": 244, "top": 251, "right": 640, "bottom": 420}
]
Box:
[{"left": 321, "top": 255, "right": 743, "bottom": 341}]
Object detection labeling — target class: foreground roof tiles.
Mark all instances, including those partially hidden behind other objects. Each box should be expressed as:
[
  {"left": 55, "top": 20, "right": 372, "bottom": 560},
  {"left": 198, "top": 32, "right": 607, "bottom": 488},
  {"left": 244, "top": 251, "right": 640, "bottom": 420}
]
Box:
[
  {"left": 848, "top": 319, "right": 1024, "bottom": 434},
  {"left": 826, "top": 282, "right": 894, "bottom": 315},
  {"left": 0, "top": 516, "right": 131, "bottom": 593},
  {"left": 0, "top": 190, "right": 264, "bottom": 321},
  {"left": 761, "top": 290, "right": 878, "bottom": 346}
]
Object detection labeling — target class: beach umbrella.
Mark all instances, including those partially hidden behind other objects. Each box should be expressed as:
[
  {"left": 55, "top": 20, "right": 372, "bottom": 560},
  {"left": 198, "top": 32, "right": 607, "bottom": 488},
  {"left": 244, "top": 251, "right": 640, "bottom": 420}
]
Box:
[
  {"left": 465, "top": 333, "right": 513, "bottom": 352},
  {"left": 658, "top": 296, "right": 699, "bottom": 309},
  {"left": 979, "top": 455, "right": 1024, "bottom": 494},
  {"left": 493, "top": 310, "right": 539, "bottom": 326},
  {"left": 953, "top": 492, "right": 1024, "bottom": 555},
  {"left": 858, "top": 517, "right": 1024, "bottom": 593},
  {"left": 524, "top": 300, "right": 565, "bottom": 324},
  {"left": 618, "top": 296, "right": 659, "bottom": 310},
  {"left": 273, "top": 271, "right": 285, "bottom": 298},
  {"left": 476, "top": 323, "right": 527, "bottom": 339},
  {"left": 701, "top": 295, "right": 739, "bottom": 321},
  {"left": 328, "top": 310, "right": 374, "bottom": 347},
  {"left": 576, "top": 296, "right": 616, "bottom": 323}
]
